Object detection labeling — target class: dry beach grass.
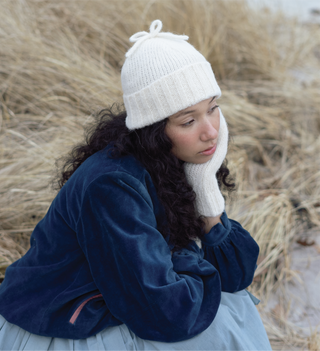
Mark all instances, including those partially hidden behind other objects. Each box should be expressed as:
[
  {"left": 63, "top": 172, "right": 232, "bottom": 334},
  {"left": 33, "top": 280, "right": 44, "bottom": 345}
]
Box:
[{"left": 0, "top": 0, "right": 320, "bottom": 349}]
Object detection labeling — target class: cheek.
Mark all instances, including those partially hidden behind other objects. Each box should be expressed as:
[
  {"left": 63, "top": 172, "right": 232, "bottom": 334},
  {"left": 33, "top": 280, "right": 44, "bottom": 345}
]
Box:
[
  {"left": 171, "top": 132, "right": 196, "bottom": 152},
  {"left": 165, "top": 126, "right": 196, "bottom": 156},
  {"left": 216, "top": 118, "right": 220, "bottom": 133},
  {"left": 217, "top": 111, "right": 221, "bottom": 131}
]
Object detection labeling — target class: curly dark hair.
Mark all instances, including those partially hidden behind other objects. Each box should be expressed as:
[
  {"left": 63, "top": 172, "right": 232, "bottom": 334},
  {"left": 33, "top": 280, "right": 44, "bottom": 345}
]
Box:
[{"left": 54, "top": 104, "right": 235, "bottom": 248}]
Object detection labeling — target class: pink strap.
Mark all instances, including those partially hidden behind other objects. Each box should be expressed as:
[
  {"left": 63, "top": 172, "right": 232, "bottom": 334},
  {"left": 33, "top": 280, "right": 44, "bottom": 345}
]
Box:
[{"left": 69, "top": 293, "right": 103, "bottom": 324}]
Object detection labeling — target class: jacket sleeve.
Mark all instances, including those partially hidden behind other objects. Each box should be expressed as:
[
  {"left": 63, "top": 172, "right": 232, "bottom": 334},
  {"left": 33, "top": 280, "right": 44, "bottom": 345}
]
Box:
[
  {"left": 76, "top": 171, "right": 221, "bottom": 343},
  {"left": 201, "top": 211, "right": 259, "bottom": 293}
]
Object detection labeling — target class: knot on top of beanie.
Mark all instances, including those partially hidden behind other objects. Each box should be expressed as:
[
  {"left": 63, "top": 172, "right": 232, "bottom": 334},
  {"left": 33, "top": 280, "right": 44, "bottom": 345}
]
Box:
[{"left": 125, "top": 19, "right": 189, "bottom": 58}]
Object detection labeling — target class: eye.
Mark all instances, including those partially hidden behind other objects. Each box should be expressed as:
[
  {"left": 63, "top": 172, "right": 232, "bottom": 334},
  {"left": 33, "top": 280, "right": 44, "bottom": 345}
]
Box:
[
  {"left": 182, "top": 119, "right": 194, "bottom": 127},
  {"left": 208, "top": 105, "right": 219, "bottom": 114}
]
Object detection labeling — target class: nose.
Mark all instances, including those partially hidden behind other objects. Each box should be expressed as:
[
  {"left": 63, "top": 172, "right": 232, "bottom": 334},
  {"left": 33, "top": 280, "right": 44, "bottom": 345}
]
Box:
[{"left": 200, "top": 118, "right": 218, "bottom": 142}]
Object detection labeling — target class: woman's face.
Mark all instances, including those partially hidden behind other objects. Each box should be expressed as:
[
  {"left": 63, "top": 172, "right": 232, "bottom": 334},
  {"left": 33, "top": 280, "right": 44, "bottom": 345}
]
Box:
[{"left": 165, "top": 96, "right": 220, "bottom": 164}]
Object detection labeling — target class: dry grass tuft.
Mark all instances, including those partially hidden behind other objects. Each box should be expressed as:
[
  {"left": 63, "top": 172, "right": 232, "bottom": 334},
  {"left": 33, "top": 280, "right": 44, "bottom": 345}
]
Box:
[
  {"left": 309, "top": 330, "right": 320, "bottom": 351},
  {"left": 1, "top": 0, "right": 320, "bottom": 349}
]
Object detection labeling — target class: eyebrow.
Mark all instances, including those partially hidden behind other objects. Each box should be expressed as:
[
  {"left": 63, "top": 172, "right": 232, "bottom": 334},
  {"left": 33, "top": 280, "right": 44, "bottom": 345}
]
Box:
[{"left": 173, "top": 96, "right": 217, "bottom": 119}]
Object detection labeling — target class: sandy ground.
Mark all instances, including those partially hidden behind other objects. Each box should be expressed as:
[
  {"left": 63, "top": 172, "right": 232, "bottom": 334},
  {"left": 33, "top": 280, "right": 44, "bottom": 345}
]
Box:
[
  {"left": 286, "top": 232, "right": 320, "bottom": 333},
  {"left": 266, "top": 229, "right": 320, "bottom": 346},
  {"left": 255, "top": 227, "right": 320, "bottom": 350}
]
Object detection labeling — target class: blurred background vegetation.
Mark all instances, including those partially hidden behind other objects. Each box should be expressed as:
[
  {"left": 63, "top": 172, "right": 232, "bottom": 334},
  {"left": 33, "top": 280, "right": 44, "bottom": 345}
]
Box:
[{"left": 0, "top": 0, "right": 319, "bottom": 349}]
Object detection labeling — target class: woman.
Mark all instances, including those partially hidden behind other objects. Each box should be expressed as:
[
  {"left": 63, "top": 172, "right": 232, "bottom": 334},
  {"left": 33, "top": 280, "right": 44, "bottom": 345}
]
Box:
[{"left": 0, "top": 20, "right": 272, "bottom": 350}]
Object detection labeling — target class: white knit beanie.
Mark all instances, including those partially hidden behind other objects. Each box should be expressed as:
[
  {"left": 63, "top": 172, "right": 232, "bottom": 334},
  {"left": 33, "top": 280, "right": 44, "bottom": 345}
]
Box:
[{"left": 121, "top": 20, "right": 221, "bottom": 130}]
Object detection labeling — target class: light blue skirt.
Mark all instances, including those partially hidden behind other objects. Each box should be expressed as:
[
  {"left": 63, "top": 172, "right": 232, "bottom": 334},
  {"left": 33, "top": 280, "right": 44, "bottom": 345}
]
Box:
[{"left": 0, "top": 290, "right": 272, "bottom": 351}]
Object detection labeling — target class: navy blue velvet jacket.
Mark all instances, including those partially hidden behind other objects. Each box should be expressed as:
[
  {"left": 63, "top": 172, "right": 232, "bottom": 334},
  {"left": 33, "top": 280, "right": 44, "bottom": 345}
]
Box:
[{"left": 0, "top": 145, "right": 259, "bottom": 341}]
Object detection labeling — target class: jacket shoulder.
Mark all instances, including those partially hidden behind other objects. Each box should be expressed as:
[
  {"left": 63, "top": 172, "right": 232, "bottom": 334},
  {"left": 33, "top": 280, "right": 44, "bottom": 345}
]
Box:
[{"left": 71, "top": 145, "right": 149, "bottom": 189}]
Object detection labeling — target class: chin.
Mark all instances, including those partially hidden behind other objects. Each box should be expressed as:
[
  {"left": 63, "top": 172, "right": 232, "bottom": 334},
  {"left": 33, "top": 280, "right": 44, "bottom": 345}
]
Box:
[
  {"left": 184, "top": 156, "right": 213, "bottom": 164},
  {"left": 196, "top": 159, "right": 212, "bottom": 164},
  {"left": 196, "top": 154, "right": 214, "bottom": 164}
]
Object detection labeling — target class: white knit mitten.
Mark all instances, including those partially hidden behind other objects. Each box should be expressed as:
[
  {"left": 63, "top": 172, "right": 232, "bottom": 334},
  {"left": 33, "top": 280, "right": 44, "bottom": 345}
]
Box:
[{"left": 184, "top": 108, "right": 228, "bottom": 217}]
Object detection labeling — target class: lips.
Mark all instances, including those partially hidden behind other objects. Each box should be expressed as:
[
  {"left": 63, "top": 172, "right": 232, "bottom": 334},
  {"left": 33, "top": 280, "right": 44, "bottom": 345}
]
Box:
[
  {"left": 199, "top": 144, "right": 217, "bottom": 156},
  {"left": 204, "top": 145, "right": 215, "bottom": 152}
]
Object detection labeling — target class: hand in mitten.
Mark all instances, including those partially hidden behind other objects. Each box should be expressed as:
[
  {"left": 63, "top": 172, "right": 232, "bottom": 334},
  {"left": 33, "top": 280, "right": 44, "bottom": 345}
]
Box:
[{"left": 184, "top": 108, "right": 228, "bottom": 217}]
